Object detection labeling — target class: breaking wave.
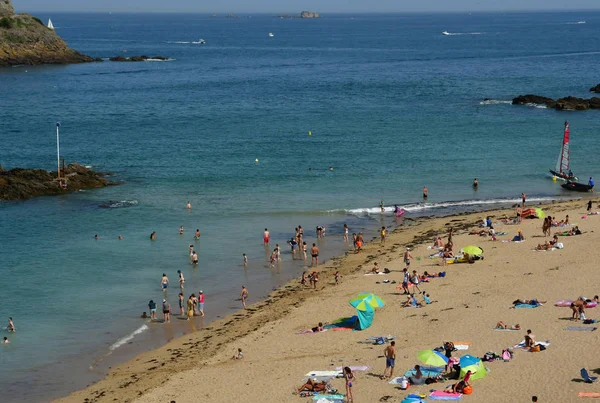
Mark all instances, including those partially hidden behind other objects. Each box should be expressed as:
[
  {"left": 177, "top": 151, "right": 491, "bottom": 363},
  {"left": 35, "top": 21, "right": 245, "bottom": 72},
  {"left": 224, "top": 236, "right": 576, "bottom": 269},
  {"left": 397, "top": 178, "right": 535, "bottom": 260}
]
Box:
[
  {"left": 99, "top": 200, "right": 139, "bottom": 208},
  {"left": 109, "top": 325, "right": 148, "bottom": 351},
  {"left": 479, "top": 99, "right": 512, "bottom": 105}
]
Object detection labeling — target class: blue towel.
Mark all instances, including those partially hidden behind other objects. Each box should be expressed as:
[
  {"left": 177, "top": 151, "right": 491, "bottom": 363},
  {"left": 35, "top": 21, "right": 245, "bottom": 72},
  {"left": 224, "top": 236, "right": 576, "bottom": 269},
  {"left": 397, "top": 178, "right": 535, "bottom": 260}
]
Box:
[{"left": 515, "top": 303, "right": 539, "bottom": 308}]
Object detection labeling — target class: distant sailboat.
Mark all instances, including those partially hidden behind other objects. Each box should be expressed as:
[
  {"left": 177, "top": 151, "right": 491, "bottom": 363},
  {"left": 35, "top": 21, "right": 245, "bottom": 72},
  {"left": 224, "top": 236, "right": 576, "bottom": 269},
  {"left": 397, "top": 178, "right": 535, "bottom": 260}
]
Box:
[
  {"left": 268, "top": 32, "right": 274, "bottom": 37},
  {"left": 47, "top": 19, "right": 54, "bottom": 29},
  {"left": 192, "top": 38, "right": 206, "bottom": 45},
  {"left": 442, "top": 31, "right": 450, "bottom": 36},
  {"left": 549, "top": 121, "right": 577, "bottom": 181}
]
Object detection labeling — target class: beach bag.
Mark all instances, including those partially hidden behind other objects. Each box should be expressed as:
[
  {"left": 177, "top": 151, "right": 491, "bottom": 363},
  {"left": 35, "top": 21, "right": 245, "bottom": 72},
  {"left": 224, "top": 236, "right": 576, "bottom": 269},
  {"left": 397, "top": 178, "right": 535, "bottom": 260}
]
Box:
[
  {"left": 539, "top": 344, "right": 546, "bottom": 351},
  {"left": 530, "top": 345, "right": 541, "bottom": 352},
  {"left": 502, "top": 349, "right": 511, "bottom": 361},
  {"left": 439, "top": 272, "right": 446, "bottom": 277},
  {"left": 400, "top": 377, "right": 409, "bottom": 390}
]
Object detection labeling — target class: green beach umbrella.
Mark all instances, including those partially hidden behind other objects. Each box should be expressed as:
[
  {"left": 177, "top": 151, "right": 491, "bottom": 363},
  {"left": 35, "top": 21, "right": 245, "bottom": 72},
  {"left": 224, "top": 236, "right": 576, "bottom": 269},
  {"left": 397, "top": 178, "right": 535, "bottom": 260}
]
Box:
[
  {"left": 349, "top": 293, "right": 385, "bottom": 311},
  {"left": 417, "top": 349, "right": 448, "bottom": 367},
  {"left": 535, "top": 207, "right": 546, "bottom": 219},
  {"left": 460, "top": 359, "right": 487, "bottom": 380},
  {"left": 461, "top": 245, "right": 483, "bottom": 255}
]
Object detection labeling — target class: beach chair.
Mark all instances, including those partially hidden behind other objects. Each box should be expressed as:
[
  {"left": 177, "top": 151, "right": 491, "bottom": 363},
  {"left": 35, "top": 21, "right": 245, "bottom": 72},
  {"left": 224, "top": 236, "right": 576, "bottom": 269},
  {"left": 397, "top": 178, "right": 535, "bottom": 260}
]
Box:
[{"left": 581, "top": 368, "right": 598, "bottom": 383}]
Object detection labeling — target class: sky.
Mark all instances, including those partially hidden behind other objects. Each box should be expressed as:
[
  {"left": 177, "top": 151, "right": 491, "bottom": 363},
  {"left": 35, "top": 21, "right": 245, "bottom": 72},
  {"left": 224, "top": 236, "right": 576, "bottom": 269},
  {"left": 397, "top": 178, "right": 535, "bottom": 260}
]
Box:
[{"left": 14, "top": 0, "right": 600, "bottom": 13}]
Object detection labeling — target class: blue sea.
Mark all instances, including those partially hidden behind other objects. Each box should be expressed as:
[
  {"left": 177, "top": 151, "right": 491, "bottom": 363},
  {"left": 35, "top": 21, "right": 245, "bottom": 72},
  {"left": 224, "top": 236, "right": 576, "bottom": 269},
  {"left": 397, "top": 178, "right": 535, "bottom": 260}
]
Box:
[{"left": 1, "top": 11, "right": 599, "bottom": 402}]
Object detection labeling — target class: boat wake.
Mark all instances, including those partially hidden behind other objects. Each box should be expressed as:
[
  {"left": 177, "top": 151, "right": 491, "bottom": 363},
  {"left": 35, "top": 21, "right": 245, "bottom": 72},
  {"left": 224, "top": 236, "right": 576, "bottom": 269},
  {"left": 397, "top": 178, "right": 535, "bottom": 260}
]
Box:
[
  {"left": 167, "top": 41, "right": 191, "bottom": 44},
  {"left": 332, "top": 196, "right": 559, "bottom": 216},
  {"left": 565, "top": 21, "right": 586, "bottom": 24},
  {"left": 145, "top": 58, "right": 176, "bottom": 62},
  {"left": 109, "top": 325, "right": 148, "bottom": 351},
  {"left": 479, "top": 99, "right": 512, "bottom": 105},
  {"left": 99, "top": 200, "right": 139, "bottom": 208},
  {"left": 442, "top": 31, "right": 483, "bottom": 36}
]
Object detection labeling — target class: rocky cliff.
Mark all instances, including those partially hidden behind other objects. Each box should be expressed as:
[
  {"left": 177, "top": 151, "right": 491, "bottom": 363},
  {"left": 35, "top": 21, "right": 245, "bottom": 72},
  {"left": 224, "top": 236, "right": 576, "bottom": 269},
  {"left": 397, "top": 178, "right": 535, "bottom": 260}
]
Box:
[
  {"left": 0, "top": 0, "right": 93, "bottom": 66},
  {"left": 300, "top": 11, "right": 320, "bottom": 18}
]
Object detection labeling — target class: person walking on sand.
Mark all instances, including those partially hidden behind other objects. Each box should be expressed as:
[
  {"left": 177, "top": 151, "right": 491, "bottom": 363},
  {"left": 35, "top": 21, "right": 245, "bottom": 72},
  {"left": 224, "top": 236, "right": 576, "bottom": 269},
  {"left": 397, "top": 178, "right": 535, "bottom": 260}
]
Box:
[
  {"left": 380, "top": 226, "right": 387, "bottom": 244},
  {"left": 402, "top": 268, "right": 410, "bottom": 295},
  {"left": 411, "top": 270, "right": 422, "bottom": 293},
  {"left": 522, "top": 192, "right": 526, "bottom": 206},
  {"left": 161, "top": 274, "right": 169, "bottom": 291},
  {"left": 177, "top": 270, "right": 185, "bottom": 290},
  {"left": 148, "top": 300, "right": 157, "bottom": 320},
  {"left": 587, "top": 200, "right": 593, "bottom": 213},
  {"left": 162, "top": 299, "right": 171, "bottom": 323},
  {"left": 404, "top": 248, "right": 413, "bottom": 269},
  {"left": 383, "top": 341, "right": 396, "bottom": 379},
  {"left": 423, "top": 186, "right": 428, "bottom": 199},
  {"left": 263, "top": 228, "right": 270, "bottom": 246},
  {"left": 198, "top": 290, "right": 205, "bottom": 317},
  {"left": 311, "top": 243, "right": 319, "bottom": 266},
  {"left": 241, "top": 285, "right": 248, "bottom": 309},
  {"left": 344, "top": 366, "right": 355, "bottom": 403}
]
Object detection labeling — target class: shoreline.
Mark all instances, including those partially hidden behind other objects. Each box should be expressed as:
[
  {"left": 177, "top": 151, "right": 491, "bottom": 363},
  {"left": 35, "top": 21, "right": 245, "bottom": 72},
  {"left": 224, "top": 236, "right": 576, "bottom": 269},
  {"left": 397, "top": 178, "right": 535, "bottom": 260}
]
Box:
[{"left": 53, "top": 196, "right": 592, "bottom": 403}]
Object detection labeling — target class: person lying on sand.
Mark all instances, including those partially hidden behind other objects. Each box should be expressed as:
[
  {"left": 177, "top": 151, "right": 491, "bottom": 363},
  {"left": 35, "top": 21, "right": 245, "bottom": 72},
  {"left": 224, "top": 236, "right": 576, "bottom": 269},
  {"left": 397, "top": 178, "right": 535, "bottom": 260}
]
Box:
[
  {"left": 311, "top": 322, "right": 324, "bottom": 332},
  {"left": 433, "top": 237, "right": 444, "bottom": 248},
  {"left": 444, "top": 370, "right": 471, "bottom": 393},
  {"left": 297, "top": 378, "right": 327, "bottom": 393},
  {"left": 366, "top": 262, "right": 380, "bottom": 274},
  {"left": 513, "top": 299, "right": 546, "bottom": 306},
  {"left": 536, "top": 241, "right": 552, "bottom": 250},
  {"left": 496, "top": 321, "right": 520, "bottom": 330},
  {"left": 556, "top": 226, "right": 582, "bottom": 236}
]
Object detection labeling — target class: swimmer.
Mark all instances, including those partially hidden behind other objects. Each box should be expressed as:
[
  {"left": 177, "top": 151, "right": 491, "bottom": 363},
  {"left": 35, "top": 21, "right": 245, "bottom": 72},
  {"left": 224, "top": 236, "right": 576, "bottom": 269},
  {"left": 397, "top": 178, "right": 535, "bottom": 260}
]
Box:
[
  {"left": 263, "top": 228, "right": 270, "bottom": 246},
  {"left": 150, "top": 231, "right": 156, "bottom": 241},
  {"left": 194, "top": 229, "right": 200, "bottom": 240},
  {"left": 161, "top": 274, "right": 169, "bottom": 291},
  {"left": 329, "top": 166, "right": 333, "bottom": 171},
  {"left": 423, "top": 186, "right": 428, "bottom": 198},
  {"left": 189, "top": 244, "right": 194, "bottom": 257},
  {"left": 243, "top": 253, "right": 248, "bottom": 267},
  {"left": 241, "top": 285, "right": 248, "bottom": 309},
  {"left": 7, "top": 317, "right": 15, "bottom": 332},
  {"left": 94, "top": 234, "right": 99, "bottom": 240},
  {"left": 191, "top": 251, "right": 199, "bottom": 265},
  {"left": 118, "top": 235, "right": 123, "bottom": 240},
  {"left": 140, "top": 312, "right": 148, "bottom": 319},
  {"left": 186, "top": 201, "right": 191, "bottom": 209},
  {"left": 179, "top": 226, "right": 184, "bottom": 235},
  {"left": 473, "top": 178, "right": 479, "bottom": 188},
  {"left": 3, "top": 337, "right": 8, "bottom": 344}
]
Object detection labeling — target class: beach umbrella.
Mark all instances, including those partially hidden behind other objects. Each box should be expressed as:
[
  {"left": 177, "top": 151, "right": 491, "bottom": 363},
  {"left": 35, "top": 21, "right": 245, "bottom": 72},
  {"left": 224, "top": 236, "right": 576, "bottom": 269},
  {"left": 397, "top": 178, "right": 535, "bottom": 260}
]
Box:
[
  {"left": 459, "top": 354, "right": 480, "bottom": 367},
  {"left": 535, "top": 207, "right": 546, "bottom": 219},
  {"left": 461, "top": 246, "right": 483, "bottom": 255},
  {"left": 417, "top": 349, "right": 448, "bottom": 367},
  {"left": 460, "top": 359, "right": 487, "bottom": 380},
  {"left": 349, "top": 293, "right": 385, "bottom": 311}
]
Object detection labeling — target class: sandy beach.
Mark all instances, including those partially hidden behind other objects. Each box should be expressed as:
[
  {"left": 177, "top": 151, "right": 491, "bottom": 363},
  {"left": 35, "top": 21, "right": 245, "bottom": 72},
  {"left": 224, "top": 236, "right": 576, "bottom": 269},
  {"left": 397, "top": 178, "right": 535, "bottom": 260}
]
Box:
[{"left": 55, "top": 198, "right": 600, "bottom": 403}]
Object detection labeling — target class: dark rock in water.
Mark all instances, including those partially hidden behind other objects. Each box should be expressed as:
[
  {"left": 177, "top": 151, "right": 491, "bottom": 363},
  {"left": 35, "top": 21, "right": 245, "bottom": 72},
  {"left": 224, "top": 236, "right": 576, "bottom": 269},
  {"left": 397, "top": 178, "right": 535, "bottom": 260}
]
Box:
[
  {"left": 0, "top": 163, "right": 117, "bottom": 200},
  {"left": 109, "top": 55, "right": 169, "bottom": 62},
  {"left": 590, "top": 84, "right": 600, "bottom": 93},
  {"left": 0, "top": 0, "right": 94, "bottom": 66},
  {"left": 554, "top": 96, "right": 590, "bottom": 111},
  {"left": 512, "top": 94, "right": 555, "bottom": 107},
  {"left": 94, "top": 57, "right": 104, "bottom": 62}
]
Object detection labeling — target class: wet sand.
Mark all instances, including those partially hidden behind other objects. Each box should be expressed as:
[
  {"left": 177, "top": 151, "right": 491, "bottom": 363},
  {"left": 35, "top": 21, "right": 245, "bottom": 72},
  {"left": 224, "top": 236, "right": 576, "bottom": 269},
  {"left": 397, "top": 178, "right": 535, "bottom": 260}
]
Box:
[{"left": 55, "top": 198, "right": 600, "bottom": 403}]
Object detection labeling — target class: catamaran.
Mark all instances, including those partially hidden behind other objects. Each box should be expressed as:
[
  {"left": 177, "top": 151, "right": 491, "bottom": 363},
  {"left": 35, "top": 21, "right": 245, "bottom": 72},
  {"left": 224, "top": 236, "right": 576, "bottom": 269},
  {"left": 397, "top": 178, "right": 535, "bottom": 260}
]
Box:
[
  {"left": 549, "top": 121, "right": 577, "bottom": 181},
  {"left": 47, "top": 19, "right": 54, "bottom": 29}
]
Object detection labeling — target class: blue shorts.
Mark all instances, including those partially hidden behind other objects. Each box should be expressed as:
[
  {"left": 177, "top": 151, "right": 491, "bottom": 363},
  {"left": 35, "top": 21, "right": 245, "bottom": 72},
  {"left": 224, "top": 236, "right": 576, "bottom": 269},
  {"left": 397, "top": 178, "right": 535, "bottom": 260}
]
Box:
[
  {"left": 386, "top": 357, "right": 395, "bottom": 368},
  {"left": 199, "top": 303, "right": 204, "bottom": 310},
  {"left": 162, "top": 283, "right": 168, "bottom": 289}
]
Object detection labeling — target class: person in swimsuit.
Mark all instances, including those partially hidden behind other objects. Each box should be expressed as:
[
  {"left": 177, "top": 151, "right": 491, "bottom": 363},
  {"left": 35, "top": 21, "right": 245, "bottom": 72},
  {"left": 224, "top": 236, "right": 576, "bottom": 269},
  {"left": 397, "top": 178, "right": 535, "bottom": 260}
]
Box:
[
  {"left": 161, "top": 274, "right": 169, "bottom": 291},
  {"left": 380, "top": 199, "right": 385, "bottom": 213},
  {"left": 380, "top": 226, "right": 386, "bottom": 244},
  {"left": 344, "top": 366, "right": 354, "bottom": 402},
  {"left": 383, "top": 341, "right": 396, "bottom": 379},
  {"left": 178, "top": 293, "right": 184, "bottom": 315},
  {"left": 311, "top": 243, "right": 319, "bottom": 266},
  {"left": 366, "top": 262, "right": 380, "bottom": 274},
  {"left": 404, "top": 248, "right": 413, "bottom": 268},
  {"left": 7, "top": 317, "right": 15, "bottom": 332},
  {"left": 334, "top": 271, "right": 340, "bottom": 284},
  {"left": 302, "top": 242, "right": 307, "bottom": 260},
  {"left": 150, "top": 231, "right": 156, "bottom": 241},
  {"left": 343, "top": 224, "right": 349, "bottom": 242},
  {"left": 356, "top": 233, "right": 363, "bottom": 252},
  {"left": 311, "top": 322, "right": 324, "bottom": 332},
  {"left": 179, "top": 226, "right": 184, "bottom": 235},
  {"left": 521, "top": 192, "right": 526, "bottom": 207},
  {"left": 243, "top": 253, "right": 248, "bottom": 267},
  {"left": 444, "top": 341, "right": 454, "bottom": 372},
  {"left": 473, "top": 178, "right": 479, "bottom": 188},
  {"left": 496, "top": 321, "right": 521, "bottom": 330},
  {"left": 311, "top": 271, "right": 319, "bottom": 289},
  {"left": 3, "top": 337, "right": 9, "bottom": 343},
  {"left": 186, "top": 201, "right": 191, "bottom": 209},
  {"left": 178, "top": 270, "right": 185, "bottom": 290},
  {"left": 162, "top": 299, "right": 170, "bottom": 323},
  {"left": 423, "top": 186, "right": 428, "bottom": 199},
  {"left": 191, "top": 251, "right": 199, "bottom": 265},
  {"left": 263, "top": 228, "right": 270, "bottom": 246},
  {"left": 118, "top": 235, "right": 123, "bottom": 240},
  {"left": 241, "top": 285, "right": 248, "bottom": 309},
  {"left": 445, "top": 370, "right": 471, "bottom": 393},
  {"left": 194, "top": 229, "right": 201, "bottom": 240},
  {"left": 148, "top": 300, "right": 157, "bottom": 320}
]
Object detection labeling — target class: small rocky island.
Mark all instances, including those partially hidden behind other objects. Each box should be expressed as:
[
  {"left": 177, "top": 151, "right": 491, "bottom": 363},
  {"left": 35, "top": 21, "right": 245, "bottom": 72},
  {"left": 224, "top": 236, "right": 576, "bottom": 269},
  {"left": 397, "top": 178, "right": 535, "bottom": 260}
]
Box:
[
  {"left": 0, "top": 0, "right": 93, "bottom": 66},
  {"left": 279, "top": 11, "right": 320, "bottom": 18},
  {"left": 512, "top": 94, "right": 600, "bottom": 111},
  {"left": 590, "top": 84, "right": 600, "bottom": 94},
  {"left": 0, "top": 163, "right": 116, "bottom": 200}
]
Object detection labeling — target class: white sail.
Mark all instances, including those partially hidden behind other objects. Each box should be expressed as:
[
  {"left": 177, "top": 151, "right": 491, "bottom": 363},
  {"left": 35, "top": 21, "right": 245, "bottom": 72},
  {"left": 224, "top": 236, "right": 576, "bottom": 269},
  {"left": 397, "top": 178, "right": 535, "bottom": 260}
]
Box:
[{"left": 47, "top": 19, "right": 54, "bottom": 29}]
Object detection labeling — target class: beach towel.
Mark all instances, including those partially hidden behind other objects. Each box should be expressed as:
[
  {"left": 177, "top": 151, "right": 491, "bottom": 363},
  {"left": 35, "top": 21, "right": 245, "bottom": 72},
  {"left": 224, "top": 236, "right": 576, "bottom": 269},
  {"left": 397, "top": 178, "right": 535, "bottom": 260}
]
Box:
[
  {"left": 514, "top": 303, "right": 541, "bottom": 308},
  {"left": 304, "top": 371, "right": 342, "bottom": 378},
  {"left": 367, "top": 335, "right": 396, "bottom": 341},
  {"left": 579, "top": 392, "right": 600, "bottom": 397},
  {"left": 364, "top": 272, "right": 386, "bottom": 276},
  {"left": 389, "top": 376, "right": 405, "bottom": 384},
  {"left": 313, "top": 394, "right": 345, "bottom": 403},
  {"left": 296, "top": 329, "right": 328, "bottom": 335},
  {"left": 453, "top": 342, "right": 471, "bottom": 351},
  {"left": 429, "top": 391, "right": 462, "bottom": 400},
  {"left": 565, "top": 326, "right": 597, "bottom": 331},
  {"left": 335, "top": 366, "right": 370, "bottom": 371},
  {"left": 513, "top": 340, "right": 550, "bottom": 350},
  {"left": 494, "top": 328, "right": 519, "bottom": 331}
]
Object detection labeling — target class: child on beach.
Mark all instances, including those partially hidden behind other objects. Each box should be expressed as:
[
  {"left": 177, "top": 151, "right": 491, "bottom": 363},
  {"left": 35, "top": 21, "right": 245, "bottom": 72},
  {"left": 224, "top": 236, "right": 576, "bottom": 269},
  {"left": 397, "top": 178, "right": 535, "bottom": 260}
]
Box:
[
  {"left": 232, "top": 348, "right": 243, "bottom": 360},
  {"left": 344, "top": 366, "right": 354, "bottom": 403},
  {"left": 380, "top": 226, "right": 386, "bottom": 244},
  {"left": 334, "top": 271, "right": 340, "bottom": 285},
  {"left": 352, "top": 233, "right": 357, "bottom": 251}
]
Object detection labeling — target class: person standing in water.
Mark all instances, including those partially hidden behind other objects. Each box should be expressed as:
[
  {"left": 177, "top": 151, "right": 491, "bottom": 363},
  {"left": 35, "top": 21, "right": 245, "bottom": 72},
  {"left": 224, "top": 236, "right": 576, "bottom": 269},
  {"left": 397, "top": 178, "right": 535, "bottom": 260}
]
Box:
[
  {"left": 194, "top": 229, "right": 201, "bottom": 240},
  {"left": 191, "top": 251, "right": 199, "bottom": 265},
  {"left": 311, "top": 243, "right": 319, "bottom": 266},
  {"left": 178, "top": 293, "right": 184, "bottom": 315},
  {"left": 473, "top": 178, "right": 479, "bottom": 188},
  {"left": 423, "top": 187, "right": 428, "bottom": 199},
  {"left": 521, "top": 193, "right": 526, "bottom": 207},
  {"left": 241, "top": 285, "right": 249, "bottom": 309},
  {"left": 150, "top": 231, "right": 156, "bottom": 241},
  {"left": 186, "top": 201, "right": 191, "bottom": 209},
  {"left": 343, "top": 224, "right": 349, "bottom": 242},
  {"left": 589, "top": 177, "right": 595, "bottom": 188},
  {"left": 198, "top": 290, "right": 205, "bottom": 317},
  {"left": 380, "top": 199, "right": 385, "bottom": 213},
  {"left": 177, "top": 270, "right": 185, "bottom": 290},
  {"left": 243, "top": 253, "right": 248, "bottom": 267},
  {"left": 161, "top": 274, "right": 169, "bottom": 291},
  {"left": 263, "top": 228, "right": 270, "bottom": 246},
  {"left": 7, "top": 317, "right": 15, "bottom": 332},
  {"left": 179, "top": 226, "right": 184, "bottom": 235},
  {"left": 162, "top": 299, "right": 171, "bottom": 323},
  {"left": 186, "top": 295, "right": 194, "bottom": 320},
  {"left": 148, "top": 300, "right": 157, "bottom": 320}
]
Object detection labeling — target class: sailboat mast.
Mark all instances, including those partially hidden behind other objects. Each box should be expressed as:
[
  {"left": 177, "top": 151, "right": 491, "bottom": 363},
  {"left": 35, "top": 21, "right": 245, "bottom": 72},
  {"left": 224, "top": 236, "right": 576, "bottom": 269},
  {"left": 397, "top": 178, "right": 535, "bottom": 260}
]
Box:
[{"left": 561, "top": 121, "right": 570, "bottom": 173}]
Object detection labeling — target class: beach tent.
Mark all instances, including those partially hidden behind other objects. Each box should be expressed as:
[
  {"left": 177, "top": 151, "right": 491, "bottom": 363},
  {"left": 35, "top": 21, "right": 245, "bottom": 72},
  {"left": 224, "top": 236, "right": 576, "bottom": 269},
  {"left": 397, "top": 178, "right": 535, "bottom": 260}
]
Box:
[
  {"left": 355, "top": 306, "right": 374, "bottom": 330},
  {"left": 348, "top": 293, "right": 384, "bottom": 331}
]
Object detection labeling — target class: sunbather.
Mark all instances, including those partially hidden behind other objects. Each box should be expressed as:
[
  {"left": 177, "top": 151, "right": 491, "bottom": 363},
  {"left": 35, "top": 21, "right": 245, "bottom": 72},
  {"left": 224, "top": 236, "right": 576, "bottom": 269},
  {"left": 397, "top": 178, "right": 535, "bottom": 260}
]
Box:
[
  {"left": 297, "top": 378, "right": 327, "bottom": 393},
  {"left": 496, "top": 321, "right": 521, "bottom": 330},
  {"left": 410, "top": 365, "right": 425, "bottom": 385},
  {"left": 366, "top": 262, "right": 380, "bottom": 274},
  {"left": 311, "top": 322, "right": 324, "bottom": 332},
  {"left": 524, "top": 329, "right": 536, "bottom": 349},
  {"left": 513, "top": 299, "right": 546, "bottom": 306},
  {"left": 444, "top": 370, "right": 472, "bottom": 393}
]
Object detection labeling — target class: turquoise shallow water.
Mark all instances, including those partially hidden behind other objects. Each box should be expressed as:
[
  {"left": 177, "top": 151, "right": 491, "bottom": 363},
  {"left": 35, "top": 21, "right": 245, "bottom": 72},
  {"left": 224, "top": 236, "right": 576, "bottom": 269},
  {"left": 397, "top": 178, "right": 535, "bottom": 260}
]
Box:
[{"left": 1, "top": 11, "right": 599, "bottom": 401}]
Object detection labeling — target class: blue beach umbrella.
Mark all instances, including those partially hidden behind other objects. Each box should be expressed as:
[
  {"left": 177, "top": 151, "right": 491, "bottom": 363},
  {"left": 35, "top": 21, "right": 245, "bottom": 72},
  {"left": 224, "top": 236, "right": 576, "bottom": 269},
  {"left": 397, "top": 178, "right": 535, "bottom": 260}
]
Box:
[{"left": 459, "top": 354, "right": 480, "bottom": 368}]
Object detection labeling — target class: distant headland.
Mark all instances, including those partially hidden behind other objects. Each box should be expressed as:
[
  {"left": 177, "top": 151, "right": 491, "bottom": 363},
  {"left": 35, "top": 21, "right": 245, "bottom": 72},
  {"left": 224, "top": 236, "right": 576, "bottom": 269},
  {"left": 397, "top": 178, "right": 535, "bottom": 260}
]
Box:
[
  {"left": 279, "top": 11, "right": 320, "bottom": 18},
  {"left": 0, "top": 0, "right": 93, "bottom": 66},
  {"left": 0, "top": 163, "right": 116, "bottom": 200}
]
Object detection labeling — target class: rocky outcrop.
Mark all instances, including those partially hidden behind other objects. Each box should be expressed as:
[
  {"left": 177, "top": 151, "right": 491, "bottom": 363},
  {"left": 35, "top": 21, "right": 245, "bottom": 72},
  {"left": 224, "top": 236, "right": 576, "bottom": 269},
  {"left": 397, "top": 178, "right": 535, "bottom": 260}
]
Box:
[
  {"left": 512, "top": 94, "right": 600, "bottom": 111},
  {"left": 108, "top": 55, "right": 169, "bottom": 62},
  {"left": 590, "top": 84, "right": 600, "bottom": 93},
  {"left": 300, "top": 11, "right": 320, "bottom": 18},
  {"left": 0, "top": 0, "right": 93, "bottom": 66},
  {"left": 0, "top": 163, "right": 116, "bottom": 200}
]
